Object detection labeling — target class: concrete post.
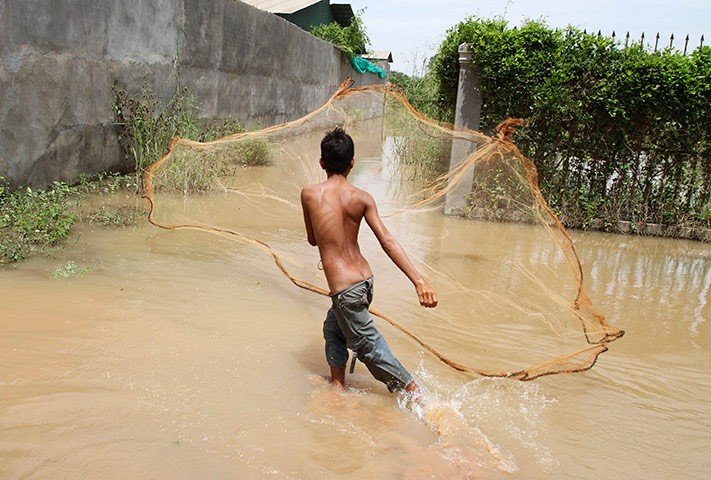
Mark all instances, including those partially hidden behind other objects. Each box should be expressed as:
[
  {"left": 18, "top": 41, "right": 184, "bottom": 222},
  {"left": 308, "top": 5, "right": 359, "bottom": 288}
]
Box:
[{"left": 444, "top": 42, "right": 483, "bottom": 216}]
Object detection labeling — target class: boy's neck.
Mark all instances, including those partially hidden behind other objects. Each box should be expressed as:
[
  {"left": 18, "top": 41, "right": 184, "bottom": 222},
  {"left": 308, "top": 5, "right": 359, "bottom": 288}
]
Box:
[{"left": 326, "top": 171, "right": 350, "bottom": 180}]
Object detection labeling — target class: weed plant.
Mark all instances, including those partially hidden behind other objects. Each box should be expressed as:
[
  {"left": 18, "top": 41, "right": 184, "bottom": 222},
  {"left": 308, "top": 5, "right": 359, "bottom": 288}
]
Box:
[
  {"left": 50, "top": 260, "right": 90, "bottom": 278},
  {"left": 0, "top": 180, "right": 77, "bottom": 263},
  {"left": 385, "top": 102, "right": 449, "bottom": 179},
  {"left": 0, "top": 172, "right": 146, "bottom": 263},
  {"left": 84, "top": 205, "right": 142, "bottom": 227},
  {"left": 113, "top": 82, "right": 271, "bottom": 193}
]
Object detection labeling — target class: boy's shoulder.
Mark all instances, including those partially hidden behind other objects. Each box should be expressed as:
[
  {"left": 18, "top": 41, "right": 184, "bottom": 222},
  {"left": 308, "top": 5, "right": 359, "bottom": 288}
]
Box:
[{"left": 301, "top": 180, "right": 373, "bottom": 206}]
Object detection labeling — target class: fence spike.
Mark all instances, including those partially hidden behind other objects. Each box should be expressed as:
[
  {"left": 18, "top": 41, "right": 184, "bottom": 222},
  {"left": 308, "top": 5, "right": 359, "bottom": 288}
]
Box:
[
  {"left": 640, "top": 32, "right": 645, "bottom": 46},
  {"left": 684, "top": 34, "right": 689, "bottom": 55},
  {"left": 612, "top": 30, "right": 616, "bottom": 39},
  {"left": 625, "top": 31, "right": 630, "bottom": 47},
  {"left": 597, "top": 29, "right": 601, "bottom": 36},
  {"left": 654, "top": 32, "right": 660, "bottom": 52},
  {"left": 669, "top": 33, "right": 674, "bottom": 49},
  {"left": 701, "top": 35, "right": 705, "bottom": 49},
  {"left": 583, "top": 28, "right": 587, "bottom": 35}
]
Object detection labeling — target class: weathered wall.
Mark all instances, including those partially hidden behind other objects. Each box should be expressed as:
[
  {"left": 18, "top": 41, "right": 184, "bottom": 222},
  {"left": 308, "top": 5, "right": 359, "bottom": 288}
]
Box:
[{"left": 0, "top": 0, "right": 385, "bottom": 188}]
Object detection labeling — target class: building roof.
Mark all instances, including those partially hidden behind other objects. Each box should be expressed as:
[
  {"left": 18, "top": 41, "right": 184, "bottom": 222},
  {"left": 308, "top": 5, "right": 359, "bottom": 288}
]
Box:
[
  {"left": 330, "top": 3, "right": 354, "bottom": 27},
  {"left": 240, "top": 0, "right": 321, "bottom": 15},
  {"left": 364, "top": 50, "right": 393, "bottom": 63}
]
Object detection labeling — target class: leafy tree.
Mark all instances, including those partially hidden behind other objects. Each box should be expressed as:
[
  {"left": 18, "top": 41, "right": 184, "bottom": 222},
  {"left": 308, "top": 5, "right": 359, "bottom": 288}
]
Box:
[{"left": 310, "top": 9, "right": 370, "bottom": 59}]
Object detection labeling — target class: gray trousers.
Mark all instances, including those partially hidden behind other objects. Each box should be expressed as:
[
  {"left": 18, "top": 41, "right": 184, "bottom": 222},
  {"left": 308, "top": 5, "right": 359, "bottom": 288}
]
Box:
[{"left": 323, "top": 277, "right": 413, "bottom": 392}]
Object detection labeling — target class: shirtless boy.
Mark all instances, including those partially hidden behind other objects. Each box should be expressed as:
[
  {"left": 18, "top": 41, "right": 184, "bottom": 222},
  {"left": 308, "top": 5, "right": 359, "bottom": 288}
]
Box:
[{"left": 300, "top": 127, "right": 437, "bottom": 393}]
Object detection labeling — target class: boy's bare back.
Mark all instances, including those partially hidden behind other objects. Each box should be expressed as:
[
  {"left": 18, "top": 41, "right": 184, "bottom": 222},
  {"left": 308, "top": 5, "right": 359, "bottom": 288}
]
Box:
[
  {"left": 301, "top": 175, "right": 375, "bottom": 294},
  {"left": 301, "top": 174, "right": 437, "bottom": 307}
]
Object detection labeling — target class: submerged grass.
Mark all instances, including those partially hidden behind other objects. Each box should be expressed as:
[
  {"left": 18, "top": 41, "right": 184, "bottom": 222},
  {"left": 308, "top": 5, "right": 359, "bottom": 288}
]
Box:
[
  {"left": 385, "top": 100, "right": 450, "bottom": 179},
  {"left": 0, "top": 173, "right": 146, "bottom": 264},
  {"left": 151, "top": 138, "right": 272, "bottom": 194},
  {"left": 49, "top": 260, "right": 91, "bottom": 278}
]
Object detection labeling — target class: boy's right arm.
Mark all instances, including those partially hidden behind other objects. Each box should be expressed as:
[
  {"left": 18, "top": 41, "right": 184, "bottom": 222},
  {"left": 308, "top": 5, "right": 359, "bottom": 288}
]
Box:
[
  {"left": 363, "top": 194, "right": 437, "bottom": 308},
  {"left": 300, "top": 189, "right": 317, "bottom": 246}
]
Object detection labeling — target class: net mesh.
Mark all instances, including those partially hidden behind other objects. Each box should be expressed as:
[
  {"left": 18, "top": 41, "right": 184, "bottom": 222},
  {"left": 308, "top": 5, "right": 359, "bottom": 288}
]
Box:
[{"left": 142, "top": 79, "right": 624, "bottom": 381}]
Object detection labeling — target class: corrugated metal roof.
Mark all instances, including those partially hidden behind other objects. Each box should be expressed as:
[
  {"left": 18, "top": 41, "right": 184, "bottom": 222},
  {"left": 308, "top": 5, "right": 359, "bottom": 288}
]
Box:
[
  {"left": 330, "top": 3, "right": 354, "bottom": 27},
  {"left": 240, "top": 0, "right": 321, "bottom": 15},
  {"left": 364, "top": 51, "right": 393, "bottom": 63}
]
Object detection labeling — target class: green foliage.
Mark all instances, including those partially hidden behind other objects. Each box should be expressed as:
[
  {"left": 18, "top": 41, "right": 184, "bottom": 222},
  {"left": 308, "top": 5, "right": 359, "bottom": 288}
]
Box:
[
  {"left": 50, "top": 260, "right": 90, "bottom": 278},
  {"left": 430, "top": 18, "right": 711, "bottom": 232},
  {"left": 84, "top": 205, "right": 142, "bottom": 227},
  {"left": 385, "top": 103, "right": 449, "bottom": 179},
  {"left": 389, "top": 70, "right": 441, "bottom": 120},
  {"left": 78, "top": 172, "right": 137, "bottom": 194},
  {"left": 234, "top": 138, "right": 271, "bottom": 167},
  {"left": 113, "top": 83, "right": 271, "bottom": 194},
  {"left": 0, "top": 180, "right": 77, "bottom": 263},
  {"left": 309, "top": 9, "right": 370, "bottom": 59},
  {"left": 112, "top": 81, "right": 203, "bottom": 185}
]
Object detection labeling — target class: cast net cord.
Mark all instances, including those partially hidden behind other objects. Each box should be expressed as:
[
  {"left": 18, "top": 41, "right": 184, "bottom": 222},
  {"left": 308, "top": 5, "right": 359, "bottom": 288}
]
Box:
[
  {"left": 142, "top": 192, "right": 607, "bottom": 381},
  {"left": 141, "top": 79, "right": 623, "bottom": 382}
]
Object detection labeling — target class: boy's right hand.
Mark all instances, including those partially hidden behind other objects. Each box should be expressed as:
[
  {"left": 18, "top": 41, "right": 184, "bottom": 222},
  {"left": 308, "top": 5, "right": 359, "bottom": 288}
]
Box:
[{"left": 415, "top": 278, "right": 438, "bottom": 308}]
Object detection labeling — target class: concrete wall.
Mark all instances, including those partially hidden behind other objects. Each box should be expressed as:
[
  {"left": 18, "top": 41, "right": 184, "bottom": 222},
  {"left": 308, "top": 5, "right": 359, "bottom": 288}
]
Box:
[{"left": 0, "top": 0, "right": 385, "bottom": 189}]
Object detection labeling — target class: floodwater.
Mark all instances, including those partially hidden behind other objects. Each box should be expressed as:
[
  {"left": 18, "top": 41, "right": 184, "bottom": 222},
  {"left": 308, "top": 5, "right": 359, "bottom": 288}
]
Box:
[{"left": 1, "top": 121, "right": 710, "bottom": 479}]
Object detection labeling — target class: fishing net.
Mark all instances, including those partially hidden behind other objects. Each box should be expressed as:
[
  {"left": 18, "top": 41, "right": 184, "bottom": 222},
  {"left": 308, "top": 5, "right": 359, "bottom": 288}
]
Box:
[{"left": 142, "top": 79, "right": 624, "bottom": 381}]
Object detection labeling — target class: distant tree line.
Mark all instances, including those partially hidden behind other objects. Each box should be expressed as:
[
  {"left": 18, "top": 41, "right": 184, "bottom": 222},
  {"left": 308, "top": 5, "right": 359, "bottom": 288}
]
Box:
[{"left": 393, "top": 18, "right": 711, "bottom": 233}]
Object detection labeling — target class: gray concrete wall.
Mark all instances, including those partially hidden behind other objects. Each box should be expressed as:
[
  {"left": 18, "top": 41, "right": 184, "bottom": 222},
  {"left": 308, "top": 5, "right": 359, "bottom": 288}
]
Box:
[{"left": 0, "top": 0, "right": 385, "bottom": 189}]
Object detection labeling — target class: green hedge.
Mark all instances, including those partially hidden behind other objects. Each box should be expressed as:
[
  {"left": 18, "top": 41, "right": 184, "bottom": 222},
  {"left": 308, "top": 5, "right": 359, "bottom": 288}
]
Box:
[{"left": 430, "top": 18, "right": 711, "bottom": 231}]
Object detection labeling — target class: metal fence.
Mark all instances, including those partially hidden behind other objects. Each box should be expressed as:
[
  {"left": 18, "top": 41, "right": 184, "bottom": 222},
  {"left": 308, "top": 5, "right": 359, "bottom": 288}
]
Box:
[{"left": 577, "top": 29, "right": 705, "bottom": 55}]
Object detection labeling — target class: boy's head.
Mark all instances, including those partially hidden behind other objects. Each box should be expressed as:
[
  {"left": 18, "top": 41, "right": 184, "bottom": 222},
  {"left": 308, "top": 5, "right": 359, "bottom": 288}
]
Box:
[{"left": 320, "top": 127, "right": 354, "bottom": 174}]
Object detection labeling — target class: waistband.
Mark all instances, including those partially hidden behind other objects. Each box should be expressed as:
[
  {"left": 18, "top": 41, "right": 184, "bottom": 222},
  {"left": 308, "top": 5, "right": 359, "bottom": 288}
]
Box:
[{"left": 329, "top": 276, "right": 374, "bottom": 298}]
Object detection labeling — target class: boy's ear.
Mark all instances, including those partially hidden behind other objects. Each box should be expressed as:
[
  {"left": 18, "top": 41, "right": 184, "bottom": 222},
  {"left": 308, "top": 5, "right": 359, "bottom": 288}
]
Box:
[
  {"left": 319, "top": 157, "right": 326, "bottom": 170},
  {"left": 349, "top": 157, "right": 355, "bottom": 169}
]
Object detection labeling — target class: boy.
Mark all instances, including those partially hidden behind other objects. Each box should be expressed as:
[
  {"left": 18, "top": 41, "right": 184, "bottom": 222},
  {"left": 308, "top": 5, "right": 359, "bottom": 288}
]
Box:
[{"left": 300, "top": 127, "right": 437, "bottom": 393}]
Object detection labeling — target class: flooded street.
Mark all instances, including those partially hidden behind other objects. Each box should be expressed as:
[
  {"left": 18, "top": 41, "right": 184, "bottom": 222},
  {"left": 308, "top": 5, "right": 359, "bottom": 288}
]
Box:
[{"left": 1, "top": 121, "right": 710, "bottom": 479}]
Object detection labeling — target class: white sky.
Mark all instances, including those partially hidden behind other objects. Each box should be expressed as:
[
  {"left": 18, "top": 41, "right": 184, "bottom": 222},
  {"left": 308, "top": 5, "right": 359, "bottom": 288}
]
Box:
[{"left": 347, "top": 0, "right": 710, "bottom": 74}]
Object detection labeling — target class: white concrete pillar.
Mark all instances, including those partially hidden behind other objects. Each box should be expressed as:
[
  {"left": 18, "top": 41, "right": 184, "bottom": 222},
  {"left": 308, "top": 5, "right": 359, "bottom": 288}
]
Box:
[{"left": 444, "top": 42, "right": 483, "bottom": 216}]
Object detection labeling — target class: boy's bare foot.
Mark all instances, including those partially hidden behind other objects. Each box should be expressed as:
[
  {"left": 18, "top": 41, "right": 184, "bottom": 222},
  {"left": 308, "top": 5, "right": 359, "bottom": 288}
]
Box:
[
  {"left": 405, "top": 380, "right": 419, "bottom": 393},
  {"left": 401, "top": 378, "right": 430, "bottom": 412}
]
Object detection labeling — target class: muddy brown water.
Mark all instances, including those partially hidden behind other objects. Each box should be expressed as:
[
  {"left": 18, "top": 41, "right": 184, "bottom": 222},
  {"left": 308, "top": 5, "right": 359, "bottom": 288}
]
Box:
[{"left": 1, "top": 123, "right": 709, "bottom": 479}]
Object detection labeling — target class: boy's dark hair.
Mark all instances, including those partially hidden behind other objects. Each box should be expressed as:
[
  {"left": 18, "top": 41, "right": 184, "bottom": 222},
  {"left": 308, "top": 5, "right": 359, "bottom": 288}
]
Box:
[{"left": 320, "top": 127, "right": 354, "bottom": 174}]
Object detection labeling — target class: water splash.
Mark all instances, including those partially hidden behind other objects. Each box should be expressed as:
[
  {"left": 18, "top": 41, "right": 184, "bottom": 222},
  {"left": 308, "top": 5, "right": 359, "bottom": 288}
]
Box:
[{"left": 396, "top": 360, "right": 560, "bottom": 473}]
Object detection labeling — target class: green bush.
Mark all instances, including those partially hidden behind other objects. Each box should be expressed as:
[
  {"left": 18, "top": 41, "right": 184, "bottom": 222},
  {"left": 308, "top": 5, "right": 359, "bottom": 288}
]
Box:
[
  {"left": 0, "top": 180, "right": 77, "bottom": 263},
  {"left": 429, "top": 18, "right": 711, "bottom": 230},
  {"left": 389, "top": 70, "right": 441, "bottom": 120},
  {"left": 309, "top": 9, "right": 370, "bottom": 59}
]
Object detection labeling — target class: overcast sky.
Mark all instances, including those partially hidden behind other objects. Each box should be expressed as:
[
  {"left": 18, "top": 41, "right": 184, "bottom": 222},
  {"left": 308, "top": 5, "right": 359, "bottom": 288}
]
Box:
[{"left": 347, "top": 0, "right": 710, "bottom": 74}]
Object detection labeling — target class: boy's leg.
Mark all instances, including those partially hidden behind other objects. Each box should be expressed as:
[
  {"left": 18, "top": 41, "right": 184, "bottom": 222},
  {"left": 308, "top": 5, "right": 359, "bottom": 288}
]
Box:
[
  {"left": 323, "top": 306, "right": 348, "bottom": 387},
  {"left": 332, "top": 278, "right": 414, "bottom": 393},
  {"left": 330, "top": 366, "right": 346, "bottom": 387},
  {"left": 354, "top": 328, "right": 414, "bottom": 393}
]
